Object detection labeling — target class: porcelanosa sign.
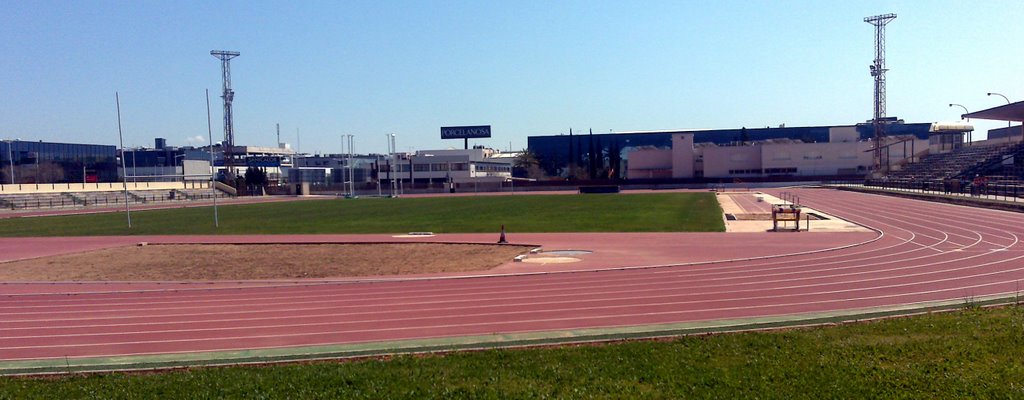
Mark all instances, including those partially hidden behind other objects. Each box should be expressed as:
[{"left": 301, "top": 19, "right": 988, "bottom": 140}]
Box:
[{"left": 440, "top": 125, "right": 491, "bottom": 140}]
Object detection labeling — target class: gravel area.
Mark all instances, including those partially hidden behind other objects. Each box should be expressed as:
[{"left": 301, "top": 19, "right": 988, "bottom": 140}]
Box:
[{"left": 0, "top": 243, "right": 533, "bottom": 281}]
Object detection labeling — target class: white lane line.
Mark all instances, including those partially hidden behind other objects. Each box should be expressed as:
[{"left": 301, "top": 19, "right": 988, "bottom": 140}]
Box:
[
  {"left": 3, "top": 272, "right": 1023, "bottom": 355},
  {"left": 4, "top": 242, "right": 1023, "bottom": 336},
  {"left": 0, "top": 228, "right": 1011, "bottom": 321}
]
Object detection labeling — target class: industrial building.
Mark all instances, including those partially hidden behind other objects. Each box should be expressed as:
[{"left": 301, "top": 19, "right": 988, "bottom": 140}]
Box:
[
  {"left": 526, "top": 121, "right": 973, "bottom": 181},
  {"left": 288, "top": 154, "right": 377, "bottom": 186},
  {"left": 116, "top": 138, "right": 299, "bottom": 184},
  {"left": 1, "top": 140, "right": 117, "bottom": 184},
  {"left": 391, "top": 148, "right": 513, "bottom": 185},
  {"left": 285, "top": 148, "right": 513, "bottom": 186}
]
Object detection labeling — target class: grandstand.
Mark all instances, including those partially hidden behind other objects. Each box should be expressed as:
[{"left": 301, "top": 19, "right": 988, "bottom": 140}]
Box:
[
  {"left": 0, "top": 188, "right": 231, "bottom": 211},
  {"left": 887, "top": 141, "right": 1024, "bottom": 182},
  {"left": 874, "top": 139, "right": 1024, "bottom": 198}
]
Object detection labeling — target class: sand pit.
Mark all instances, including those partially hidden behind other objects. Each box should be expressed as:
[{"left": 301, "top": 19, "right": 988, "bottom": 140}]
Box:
[
  {"left": 520, "top": 256, "right": 582, "bottom": 264},
  {"left": 0, "top": 243, "right": 533, "bottom": 281}
]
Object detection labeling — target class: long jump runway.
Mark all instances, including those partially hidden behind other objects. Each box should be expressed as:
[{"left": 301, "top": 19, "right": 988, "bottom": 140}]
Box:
[{"left": 2, "top": 188, "right": 1024, "bottom": 373}]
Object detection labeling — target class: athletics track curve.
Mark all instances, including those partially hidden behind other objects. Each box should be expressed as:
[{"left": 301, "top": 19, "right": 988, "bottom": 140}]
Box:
[{"left": 2, "top": 187, "right": 1024, "bottom": 373}]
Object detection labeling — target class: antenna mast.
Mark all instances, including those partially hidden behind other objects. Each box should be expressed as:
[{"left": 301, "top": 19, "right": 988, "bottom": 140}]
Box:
[
  {"left": 864, "top": 13, "right": 896, "bottom": 173},
  {"left": 211, "top": 50, "right": 240, "bottom": 175}
]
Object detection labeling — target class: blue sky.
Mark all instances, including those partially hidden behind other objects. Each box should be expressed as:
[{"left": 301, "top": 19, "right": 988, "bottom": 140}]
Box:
[{"left": 2, "top": 1, "right": 1022, "bottom": 154}]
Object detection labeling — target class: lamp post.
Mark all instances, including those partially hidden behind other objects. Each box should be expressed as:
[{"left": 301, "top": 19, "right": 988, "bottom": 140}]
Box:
[
  {"left": 949, "top": 103, "right": 969, "bottom": 120},
  {"left": 949, "top": 104, "right": 970, "bottom": 149},
  {"left": 987, "top": 92, "right": 1013, "bottom": 142}
]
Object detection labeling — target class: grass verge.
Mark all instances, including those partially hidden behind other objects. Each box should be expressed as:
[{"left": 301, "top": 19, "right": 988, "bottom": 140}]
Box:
[
  {"left": 2, "top": 306, "right": 1023, "bottom": 398},
  {"left": 0, "top": 192, "right": 724, "bottom": 236}
]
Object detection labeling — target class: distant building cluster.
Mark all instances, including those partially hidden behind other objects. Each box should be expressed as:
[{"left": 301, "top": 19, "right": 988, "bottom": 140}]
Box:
[
  {"left": 526, "top": 120, "right": 973, "bottom": 181},
  {"left": 1, "top": 137, "right": 519, "bottom": 192},
  {"left": 1, "top": 118, "right": 988, "bottom": 189}
]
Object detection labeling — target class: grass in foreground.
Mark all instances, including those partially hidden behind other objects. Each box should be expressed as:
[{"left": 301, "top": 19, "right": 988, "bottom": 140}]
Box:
[
  {"left": 0, "top": 192, "right": 724, "bottom": 236},
  {"left": 3, "top": 306, "right": 1023, "bottom": 399}
]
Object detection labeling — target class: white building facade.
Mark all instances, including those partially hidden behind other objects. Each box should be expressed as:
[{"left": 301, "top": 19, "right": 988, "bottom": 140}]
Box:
[{"left": 626, "top": 123, "right": 967, "bottom": 179}]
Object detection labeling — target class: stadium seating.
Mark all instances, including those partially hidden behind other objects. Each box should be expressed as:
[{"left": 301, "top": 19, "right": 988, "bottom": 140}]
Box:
[
  {"left": 0, "top": 187, "right": 232, "bottom": 211},
  {"left": 887, "top": 142, "right": 1024, "bottom": 183}
]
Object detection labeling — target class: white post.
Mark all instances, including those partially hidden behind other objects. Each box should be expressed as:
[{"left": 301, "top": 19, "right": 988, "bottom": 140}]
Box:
[
  {"left": 348, "top": 134, "right": 355, "bottom": 197},
  {"left": 206, "top": 89, "right": 219, "bottom": 227},
  {"left": 390, "top": 133, "right": 398, "bottom": 197},
  {"left": 6, "top": 140, "right": 14, "bottom": 185},
  {"left": 342, "top": 134, "right": 348, "bottom": 196},
  {"left": 115, "top": 92, "right": 132, "bottom": 228}
]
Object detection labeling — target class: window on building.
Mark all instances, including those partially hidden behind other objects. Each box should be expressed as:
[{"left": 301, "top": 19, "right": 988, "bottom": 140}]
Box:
[{"left": 728, "top": 169, "right": 764, "bottom": 175}]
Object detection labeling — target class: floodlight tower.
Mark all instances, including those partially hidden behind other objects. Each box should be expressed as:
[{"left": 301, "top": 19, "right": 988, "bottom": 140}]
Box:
[
  {"left": 865, "top": 13, "right": 896, "bottom": 173},
  {"left": 211, "top": 50, "right": 240, "bottom": 175}
]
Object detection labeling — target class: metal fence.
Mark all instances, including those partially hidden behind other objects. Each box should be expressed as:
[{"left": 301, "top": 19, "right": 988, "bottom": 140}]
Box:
[
  {"left": 828, "top": 179, "right": 1024, "bottom": 203},
  {"left": 0, "top": 191, "right": 229, "bottom": 211}
]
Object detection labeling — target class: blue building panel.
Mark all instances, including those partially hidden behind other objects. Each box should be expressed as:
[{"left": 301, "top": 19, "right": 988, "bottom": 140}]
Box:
[{"left": 2, "top": 140, "right": 118, "bottom": 183}]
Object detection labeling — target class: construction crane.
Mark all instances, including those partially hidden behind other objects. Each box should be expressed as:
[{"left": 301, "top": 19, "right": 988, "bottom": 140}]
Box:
[
  {"left": 211, "top": 50, "right": 240, "bottom": 177},
  {"left": 865, "top": 13, "right": 896, "bottom": 174}
]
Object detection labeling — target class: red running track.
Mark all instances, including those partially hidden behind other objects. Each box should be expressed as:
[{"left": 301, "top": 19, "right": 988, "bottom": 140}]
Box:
[{"left": 2, "top": 188, "right": 1024, "bottom": 362}]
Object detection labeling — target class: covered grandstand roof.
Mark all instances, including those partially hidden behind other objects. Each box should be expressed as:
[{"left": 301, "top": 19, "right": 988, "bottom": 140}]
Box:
[{"left": 962, "top": 100, "right": 1024, "bottom": 122}]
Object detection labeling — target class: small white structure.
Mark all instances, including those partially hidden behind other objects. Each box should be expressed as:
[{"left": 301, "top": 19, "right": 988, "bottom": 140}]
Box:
[{"left": 385, "top": 148, "right": 514, "bottom": 185}]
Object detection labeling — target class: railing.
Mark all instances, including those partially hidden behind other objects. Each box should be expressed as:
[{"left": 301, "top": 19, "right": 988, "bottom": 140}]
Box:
[
  {"left": 0, "top": 190, "right": 231, "bottom": 211},
  {"left": 827, "top": 179, "right": 1024, "bottom": 203},
  {"left": 61, "top": 192, "right": 84, "bottom": 206},
  {"left": 955, "top": 143, "right": 1024, "bottom": 179},
  {"left": 1, "top": 196, "right": 101, "bottom": 210}
]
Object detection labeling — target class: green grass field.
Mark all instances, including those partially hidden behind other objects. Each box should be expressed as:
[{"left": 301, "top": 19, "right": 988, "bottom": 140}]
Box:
[
  {"left": 0, "top": 192, "right": 725, "bottom": 237},
  {"left": 3, "top": 306, "right": 1022, "bottom": 399}
]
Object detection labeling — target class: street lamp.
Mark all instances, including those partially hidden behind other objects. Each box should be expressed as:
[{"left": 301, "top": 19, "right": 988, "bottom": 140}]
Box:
[
  {"left": 949, "top": 103, "right": 969, "bottom": 121},
  {"left": 949, "top": 104, "right": 971, "bottom": 149},
  {"left": 987, "top": 92, "right": 1014, "bottom": 141},
  {"left": 988, "top": 92, "right": 1011, "bottom": 105}
]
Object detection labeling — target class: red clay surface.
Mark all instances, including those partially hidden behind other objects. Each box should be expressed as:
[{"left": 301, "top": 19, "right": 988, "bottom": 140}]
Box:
[
  {"left": 2, "top": 188, "right": 1024, "bottom": 362},
  {"left": 727, "top": 192, "right": 775, "bottom": 214}
]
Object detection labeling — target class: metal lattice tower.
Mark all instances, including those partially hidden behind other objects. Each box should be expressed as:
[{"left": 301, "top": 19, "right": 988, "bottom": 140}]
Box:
[
  {"left": 211, "top": 50, "right": 240, "bottom": 172},
  {"left": 865, "top": 13, "right": 895, "bottom": 172}
]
